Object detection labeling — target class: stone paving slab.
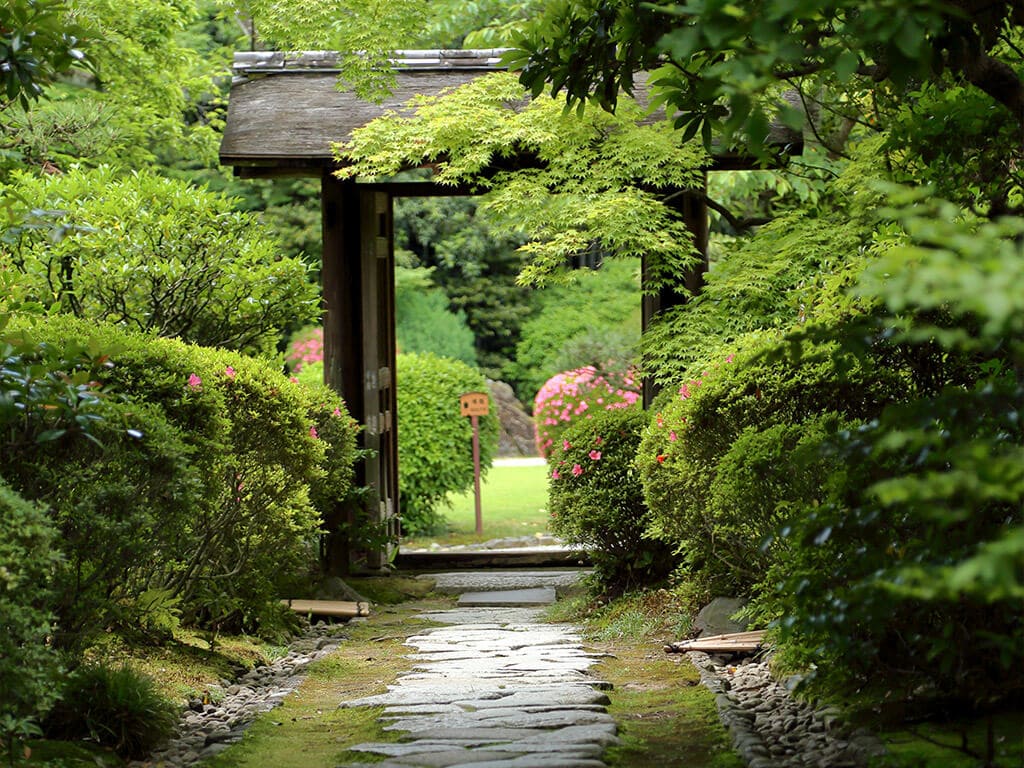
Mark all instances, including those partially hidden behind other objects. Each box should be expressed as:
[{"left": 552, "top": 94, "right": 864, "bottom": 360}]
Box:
[
  {"left": 458, "top": 588, "right": 556, "bottom": 607},
  {"left": 417, "top": 608, "right": 544, "bottom": 625},
  {"left": 425, "top": 571, "right": 588, "bottom": 594},
  {"left": 342, "top": 569, "right": 615, "bottom": 766}
]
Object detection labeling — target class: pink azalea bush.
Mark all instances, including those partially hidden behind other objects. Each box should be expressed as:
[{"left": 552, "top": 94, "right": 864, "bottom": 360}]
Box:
[
  {"left": 285, "top": 326, "right": 323, "bottom": 373},
  {"left": 533, "top": 366, "right": 640, "bottom": 458}
]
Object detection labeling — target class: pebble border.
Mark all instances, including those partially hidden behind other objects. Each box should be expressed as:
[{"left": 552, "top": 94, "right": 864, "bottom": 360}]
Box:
[
  {"left": 132, "top": 621, "right": 357, "bottom": 767},
  {"left": 689, "top": 651, "right": 887, "bottom": 768}
]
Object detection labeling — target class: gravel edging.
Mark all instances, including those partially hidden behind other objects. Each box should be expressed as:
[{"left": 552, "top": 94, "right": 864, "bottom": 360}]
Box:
[
  {"left": 688, "top": 651, "right": 887, "bottom": 768},
  {"left": 133, "top": 620, "right": 360, "bottom": 767}
]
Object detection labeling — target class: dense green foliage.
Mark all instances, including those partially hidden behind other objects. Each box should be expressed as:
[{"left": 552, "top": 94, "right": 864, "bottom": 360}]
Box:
[
  {"left": 4, "top": 316, "right": 358, "bottom": 640},
  {"left": 638, "top": 335, "right": 903, "bottom": 594},
  {"left": 394, "top": 264, "right": 478, "bottom": 365},
  {"left": 395, "top": 197, "right": 532, "bottom": 378},
  {"left": 0, "top": 481, "right": 62, "bottom": 752},
  {"left": 509, "top": 257, "right": 640, "bottom": 401},
  {"left": 43, "top": 664, "right": 178, "bottom": 758},
  {"left": 2, "top": 167, "right": 318, "bottom": 355},
  {"left": 337, "top": 70, "right": 706, "bottom": 291},
  {"left": 395, "top": 353, "right": 498, "bottom": 536},
  {"left": 548, "top": 407, "right": 673, "bottom": 593}
]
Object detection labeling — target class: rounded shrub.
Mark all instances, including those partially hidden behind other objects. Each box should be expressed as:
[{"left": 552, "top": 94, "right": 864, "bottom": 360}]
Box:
[
  {"left": 638, "top": 333, "right": 905, "bottom": 595},
  {"left": 533, "top": 366, "right": 640, "bottom": 458},
  {"left": 2, "top": 166, "right": 319, "bottom": 355},
  {"left": 699, "top": 415, "right": 842, "bottom": 594},
  {"left": 43, "top": 664, "right": 178, "bottom": 759},
  {"left": 396, "top": 353, "right": 498, "bottom": 536},
  {"left": 0, "top": 481, "right": 62, "bottom": 735},
  {"left": 9, "top": 315, "right": 358, "bottom": 636},
  {"left": 547, "top": 407, "right": 674, "bottom": 594}
]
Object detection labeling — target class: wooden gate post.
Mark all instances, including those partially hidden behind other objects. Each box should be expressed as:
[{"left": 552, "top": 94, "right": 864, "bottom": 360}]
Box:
[{"left": 320, "top": 172, "right": 399, "bottom": 574}]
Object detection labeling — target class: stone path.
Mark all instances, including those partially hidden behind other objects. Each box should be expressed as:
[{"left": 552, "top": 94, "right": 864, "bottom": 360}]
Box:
[{"left": 339, "top": 570, "right": 618, "bottom": 767}]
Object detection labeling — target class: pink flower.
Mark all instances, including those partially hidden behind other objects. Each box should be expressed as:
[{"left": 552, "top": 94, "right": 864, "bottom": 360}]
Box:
[
  {"left": 551, "top": 469, "right": 561, "bottom": 480},
  {"left": 309, "top": 426, "right": 319, "bottom": 439},
  {"left": 679, "top": 384, "right": 690, "bottom": 400},
  {"left": 571, "top": 463, "right": 584, "bottom": 477},
  {"left": 187, "top": 373, "right": 202, "bottom": 390},
  {"left": 669, "top": 431, "right": 677, "bottom": 442},
  {"left": 656, "top": 413, "right": 665, "bottom": 428},
  {"left": 725, "top": 354, "right": 735, "bottom": 363},
  {"left": 290, "top": 376, "right": 299, "bottom": 384},
  {"left": 563, "top": 439, "right": 571, "bottom": 451},
  {"left": 332, "top": 407, "right": 342, "bottom": 418},
  {"left": 588, "top": 450, "right": 602, "bottom": 461},
  {"left": 594, "top": 436, "right": 603, "bottom": 445},
  {"left": 223, "top": 366, "right": 236, "bottom": 379}
]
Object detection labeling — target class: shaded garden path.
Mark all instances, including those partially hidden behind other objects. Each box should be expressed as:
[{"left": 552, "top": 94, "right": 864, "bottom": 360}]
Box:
[{"left": 339, "top": 570, "right": 618, "bottom": 767}]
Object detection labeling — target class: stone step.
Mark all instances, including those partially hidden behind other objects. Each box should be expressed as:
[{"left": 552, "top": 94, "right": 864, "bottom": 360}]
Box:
[
  {"left": 425, "top": 570, "right": 587, "bottom": 595},
  {"left": 458, "top": 588, "right": 557, "bottom": 607}
]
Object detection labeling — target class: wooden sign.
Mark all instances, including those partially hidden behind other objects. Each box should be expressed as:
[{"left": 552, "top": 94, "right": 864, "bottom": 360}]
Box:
[
  {"left": 459, "top": 391, "right": 489, "bottom": 535},
  {"left": 460, "top": 391, "right": 490, "bottom": 417}
]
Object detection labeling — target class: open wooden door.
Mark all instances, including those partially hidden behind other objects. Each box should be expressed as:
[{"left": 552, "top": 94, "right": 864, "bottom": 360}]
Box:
[
  {"left": 321, "top": 175, "right": 399, "bottom": 573},
  {"left": 360, "top": 188, "right": 399, "bottom": 570}
]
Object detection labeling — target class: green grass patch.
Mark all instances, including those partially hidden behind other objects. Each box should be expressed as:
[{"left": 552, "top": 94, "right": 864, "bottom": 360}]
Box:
[
  {"left": 402, "top": 462, "right": 551, "bottom": 548},
  {"left": 558, "top": 589, "right": 694, "bottom": 643},
  {"left": 547, "top": 587, "right": 739, "bottom": 767},
  {"left": 8, "top": 740, "right": 123, "bottom": 767},
  {"left": 86, "top": 630, "right": 286, "bottom": 706}
]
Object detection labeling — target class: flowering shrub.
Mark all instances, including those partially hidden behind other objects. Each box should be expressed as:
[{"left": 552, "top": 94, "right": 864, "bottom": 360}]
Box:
[
  {"left": 7, "top": 315, "right": 358, "bottom": 638},
  {"left": 285, "top": 326, "right": 324, "bottom": 372},
  {"left": 637, "top": 335, "right": 905, "bottom": 596},
  {"left": 533, "top": 366, "right": 640, "bottom": 458},
  {"left": 548, "top": 407, "right": 673, "bottom": 594}
]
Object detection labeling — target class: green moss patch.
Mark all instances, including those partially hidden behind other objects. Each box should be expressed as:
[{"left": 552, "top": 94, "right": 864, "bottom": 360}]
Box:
[
  {"left": 593, "top": 642, "right": 743, "bottom": 768},
  {"left": 204, "top": 598, "right": 450, "bottom": 768}
]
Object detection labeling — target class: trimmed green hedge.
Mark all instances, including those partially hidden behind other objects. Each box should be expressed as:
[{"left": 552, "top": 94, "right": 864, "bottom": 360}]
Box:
[
  {"left": 5, "top": 316, "right": 358, "bottom": 637},
  {"left": 396, "top": 353, "right": 498, "bottom": 536},
  {"left": 638, "top": 333, "right": 904, "bottom": 595}
]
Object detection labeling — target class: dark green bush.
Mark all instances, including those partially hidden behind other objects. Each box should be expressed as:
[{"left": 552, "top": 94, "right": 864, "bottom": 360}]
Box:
[
  {"left": 9, "top": 315, "right": 358, "bottom": 636},
  {"left": 43, "top": 664, "right": 178, "bottom": 759},
  {"left": 395, "top": 266, "right": 478, "bottom": 365},
  {"left": 0, "top": 481, "right": 62, "bottom": 745},
  {"left": 395, "top": 352, "right": 498, "bottom": 536},
  {"left": 1, "top": 166, "right": 318, "bottom": 355},
  {"left": 700, "top": 416, "right": 841, "bottom": 593},
  {"left": 548, "top": 406, "right": 673, "bottom": 593},
  {"left": 7, "top": 397, "right": 197, "bottom": 649},
  {"left": 638, "top": 333, "right": 904, "bottom": 595}
]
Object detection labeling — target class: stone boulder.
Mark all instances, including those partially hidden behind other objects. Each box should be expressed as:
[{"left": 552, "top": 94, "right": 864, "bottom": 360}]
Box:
[{"left": 487, "top": 379, "right": 538, "bottom": 457}]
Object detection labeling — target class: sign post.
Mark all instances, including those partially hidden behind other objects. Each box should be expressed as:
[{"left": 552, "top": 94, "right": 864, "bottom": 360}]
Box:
[{"left": 459, "top": 392, "right": 489, "bottom": 536}]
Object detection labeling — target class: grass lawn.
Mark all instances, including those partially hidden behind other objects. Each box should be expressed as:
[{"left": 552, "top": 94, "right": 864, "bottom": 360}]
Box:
[{"left": 401, "top": 462, "right": 552, "bottom": 549}]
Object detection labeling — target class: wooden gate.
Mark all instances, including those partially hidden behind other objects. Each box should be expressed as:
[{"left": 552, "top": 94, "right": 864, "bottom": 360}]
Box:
[{"left": 321, "top": 176, "right": 399, "bottom": 572}]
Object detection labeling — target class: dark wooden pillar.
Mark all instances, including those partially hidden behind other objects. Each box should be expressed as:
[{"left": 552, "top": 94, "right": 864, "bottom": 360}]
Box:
[
  {"left": 642, "top": 175, "right": 710, "bottom": 408},
  {"left": 320, "top": 172, "right": 399, "bottom": 574}
]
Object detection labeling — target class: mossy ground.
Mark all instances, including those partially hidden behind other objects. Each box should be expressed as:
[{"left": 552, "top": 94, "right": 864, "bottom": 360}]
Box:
[
  {"left": 549, "top": 590, "right": 743, "bottom": 768},
  {"left": 204, "top": 587, "right": 453, "bottom": 768}
]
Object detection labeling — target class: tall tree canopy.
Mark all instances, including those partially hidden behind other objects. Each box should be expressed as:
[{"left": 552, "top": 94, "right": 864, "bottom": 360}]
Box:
[{"left": 510, "top": 0, "right": 1024, "bottom": 214}]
